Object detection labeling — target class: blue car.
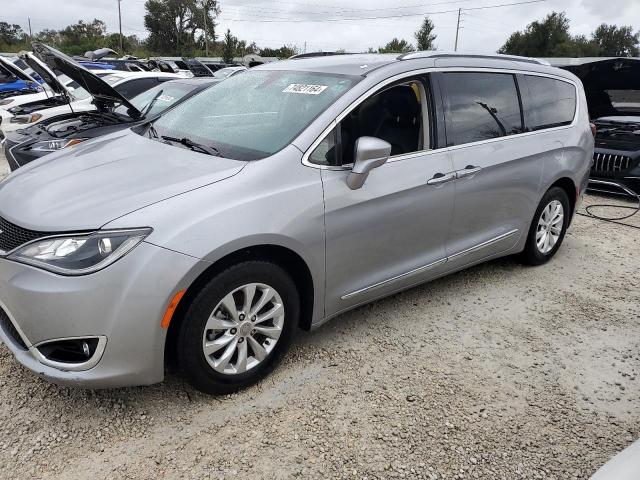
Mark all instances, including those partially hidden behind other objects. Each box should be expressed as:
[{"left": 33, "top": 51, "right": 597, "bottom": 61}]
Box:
[{"left": 0, "top": 56, "right": 43, "bottom": 98}]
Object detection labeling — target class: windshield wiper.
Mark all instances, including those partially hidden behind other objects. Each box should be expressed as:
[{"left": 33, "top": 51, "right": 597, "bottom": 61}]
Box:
[
  {"left": 161, "top": 135, "right": 221, "bottom": 156},
  {"left": 141, "top": 89, "right": 163, "bottom": 117}
]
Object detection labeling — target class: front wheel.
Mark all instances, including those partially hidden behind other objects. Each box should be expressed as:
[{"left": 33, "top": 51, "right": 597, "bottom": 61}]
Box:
[
  {"left": 177, "top": 261, "right": 299, "bottom": 395},
  {"left": 520, "top": 186, "right": 571, "bottom": 266}
]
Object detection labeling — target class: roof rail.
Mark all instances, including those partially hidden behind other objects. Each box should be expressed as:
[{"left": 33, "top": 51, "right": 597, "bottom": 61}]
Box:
[
  {"left": 397, "top": 51, "right": 549, "bottom": 66},
  {"left": 290, "top": 52, "right": 353, "bottom": 60}
]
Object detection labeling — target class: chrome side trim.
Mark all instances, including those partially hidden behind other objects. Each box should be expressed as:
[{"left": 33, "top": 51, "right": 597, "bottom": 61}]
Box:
[
  {"left": 341, "top": 258, "right": 447, "bottom": 300},
  {"left": 30, "top": 336, "right": 107, "bottom": 372},
  {"left": 340, "top": 229, "right": 520, "bottom": 300},
  {"left": 302, "top": 67, "right": 580, "bottom": 171},
  {"left": 448, "top": 229, "right": 520, "bottom": 261}
]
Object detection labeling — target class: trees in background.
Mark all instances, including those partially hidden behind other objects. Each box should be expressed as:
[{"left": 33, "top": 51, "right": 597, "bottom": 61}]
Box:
[
  {"left": 0, "top": 22, "right": 27, "bottom": 49},
  {"left": 500, "top": 11, "right": 639, "bottom": 57},
  {"left": 2, "top": 5, "right": 637, "bottom": 60},
  {"left": 57, "top": 19, "right": 107, "bottom": 55},
  {"left": 592, "top": 24, "right": 640, "bottom": 57},
  {"left": 144, "top": 0, "right": 220, "bottom": 55},
  {"left": 259, "top": 45, "right": 299, "bottom": 58},
  {"left": 415, "top": 16, "right": 436, "bottom": 51},
  {"left": 378, "top": 38, "right": 415, "bottom": 54},
  {"left": 221, "top": 29, "right": 236, "bottom": 63}
]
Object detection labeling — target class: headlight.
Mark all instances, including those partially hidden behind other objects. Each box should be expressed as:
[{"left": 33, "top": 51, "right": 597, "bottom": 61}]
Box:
[
  {"left": 10, "top": 113, "right": 43, "bottom": 124},
  {"left": 30, "top": 138, "right": 87, "bottom": 152},
  {"left": 7, "top": 228, "right": 152, "bottom": 275}
]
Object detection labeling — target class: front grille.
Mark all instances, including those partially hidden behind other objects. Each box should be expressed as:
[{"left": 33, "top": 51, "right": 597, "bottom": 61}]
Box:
[
  {"left": 0, "top": 307, "right": 27, "bottom": 350},
  {"left": 0, "top": 217, "right": 52, "bottom": 253},
  {"left": 591, "top": 153, "right": 633, "bottom": 174}
]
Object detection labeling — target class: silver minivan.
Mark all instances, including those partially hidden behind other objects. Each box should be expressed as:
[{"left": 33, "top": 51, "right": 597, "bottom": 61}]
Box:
[{"left": 0, "top": 52, "right": 593, "bottom": 394}]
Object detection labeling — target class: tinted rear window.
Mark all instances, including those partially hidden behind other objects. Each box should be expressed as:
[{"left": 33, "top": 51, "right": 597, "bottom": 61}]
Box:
[
  {"left": 440, "top": 72, "right": 523, "bottom": 146},
  {"left": 523, "top": 75, "right": 576, "bottom": 130}
]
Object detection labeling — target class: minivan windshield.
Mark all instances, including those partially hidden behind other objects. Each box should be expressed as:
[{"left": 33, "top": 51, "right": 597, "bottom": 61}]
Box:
[{"left": 151, "top": 69, "right": 359, "bottom": 160}]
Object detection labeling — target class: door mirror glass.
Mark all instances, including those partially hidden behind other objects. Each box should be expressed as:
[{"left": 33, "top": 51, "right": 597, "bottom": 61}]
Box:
[{"left": 347, "top": 136, "right": 391, "bottom": 190}]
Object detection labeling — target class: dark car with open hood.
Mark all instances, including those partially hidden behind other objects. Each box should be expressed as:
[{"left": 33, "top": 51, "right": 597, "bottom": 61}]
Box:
[
  {"left": 563, "top": 58, "right": 640, "bottom": 196},
  {"left": 3, "top": 76, "right": 221, "bottom": 170}
]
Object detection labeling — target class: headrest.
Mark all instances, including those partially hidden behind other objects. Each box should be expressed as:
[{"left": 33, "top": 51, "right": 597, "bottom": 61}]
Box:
[{"left": 382, "top": 87, "right": 421, "bottom": 118}]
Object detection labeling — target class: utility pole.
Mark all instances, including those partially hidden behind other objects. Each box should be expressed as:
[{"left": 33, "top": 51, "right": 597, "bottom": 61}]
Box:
[
  {"left": 28, "top": 18, "right": 32, "bottom": 39},
  {"left": 203, "top": 4, "right": 209, "bottom": 57},
  {"left": 117, "top": 0, "right": 123, "bottom": 53},
  {"left": 454, "top": 8, "right": 461, "bottom": 52}
]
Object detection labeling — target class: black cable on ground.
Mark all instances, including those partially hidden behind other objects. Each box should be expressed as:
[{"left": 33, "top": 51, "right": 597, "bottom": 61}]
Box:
[{"left": 578, "top": 181, "right": 640, "bottom": 230}]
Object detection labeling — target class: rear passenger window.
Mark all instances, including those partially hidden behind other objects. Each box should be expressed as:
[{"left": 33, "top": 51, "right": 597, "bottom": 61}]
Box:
[
  {"left": 523, "top": 75, "right": 576, "bottom": 130},
  {"left": 440, "top": 72, "right": 523, "bottom": 147}
]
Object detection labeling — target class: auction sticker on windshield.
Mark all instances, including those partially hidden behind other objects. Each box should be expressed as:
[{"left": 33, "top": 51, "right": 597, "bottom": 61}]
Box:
[{"left": 283, "top": 84, "right": 328, "bottom": 95}]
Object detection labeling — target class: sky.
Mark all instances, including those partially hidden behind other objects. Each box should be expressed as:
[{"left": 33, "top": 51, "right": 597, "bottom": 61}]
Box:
[{"left": 2, "top": 0, "right": 639, "bottom": 54}]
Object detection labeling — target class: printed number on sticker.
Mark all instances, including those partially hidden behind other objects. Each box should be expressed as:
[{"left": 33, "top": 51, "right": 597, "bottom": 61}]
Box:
[{"left": 283, "top": 84, "right": 329, "bottom": 95}]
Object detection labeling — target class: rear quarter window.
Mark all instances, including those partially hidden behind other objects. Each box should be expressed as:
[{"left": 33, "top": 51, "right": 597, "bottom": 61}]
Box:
[
  {"left": 440, "top": 72, "right": 523, "bottom": 147},
  {"left": 523, "top": 75, "right": 577, "bottom": 130}
]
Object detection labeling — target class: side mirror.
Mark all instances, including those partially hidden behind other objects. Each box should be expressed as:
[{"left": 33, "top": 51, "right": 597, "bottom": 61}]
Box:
[{"left": 347, "top": 136, "right": 392, "bottom": 190}]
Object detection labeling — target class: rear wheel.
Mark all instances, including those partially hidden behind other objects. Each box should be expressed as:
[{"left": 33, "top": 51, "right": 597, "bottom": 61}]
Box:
[
  {"left": 521, "top": 186, "right": 570, "bottom": 266},
  {"left": 177, "top": 261, "right": 299, "bottom": 394}
]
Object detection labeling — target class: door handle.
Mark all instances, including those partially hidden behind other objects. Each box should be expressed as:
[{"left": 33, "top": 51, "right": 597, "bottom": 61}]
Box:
[
  {"left": 456, "top": 165, "right": 482, "bottom": 179},
  {"left": 427, "top": 172, "right": 456, "bottom": 186}
]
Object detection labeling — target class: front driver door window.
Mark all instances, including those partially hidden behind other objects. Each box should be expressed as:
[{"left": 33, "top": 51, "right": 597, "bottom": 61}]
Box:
[{"left": 316, "top": 75, "right": 456, "bottom": 316}]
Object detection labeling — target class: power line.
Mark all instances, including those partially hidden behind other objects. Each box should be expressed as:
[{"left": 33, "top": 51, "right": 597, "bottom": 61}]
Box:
[
  {"left": 221, "top": 0, "right": 480, "bottom": 16},
  {"left": 218, "top": 0, "right": 548, "bottom": 23}
]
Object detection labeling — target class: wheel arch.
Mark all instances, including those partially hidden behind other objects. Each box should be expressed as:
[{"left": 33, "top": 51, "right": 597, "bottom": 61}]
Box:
[
  {"left": 548, "top": 176, "right": 578, "bottom": 220},
  {"left": 164, "top": 242, "right": 317, "bottom": 367}
]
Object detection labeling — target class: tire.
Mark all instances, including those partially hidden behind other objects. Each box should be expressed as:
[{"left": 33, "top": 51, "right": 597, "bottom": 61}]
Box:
[
  {"left": 177, "top": 261, "right": 299, "bottom": 395},
  {"left": 520, "top": 186, "right": 571, "bottom": 266}
]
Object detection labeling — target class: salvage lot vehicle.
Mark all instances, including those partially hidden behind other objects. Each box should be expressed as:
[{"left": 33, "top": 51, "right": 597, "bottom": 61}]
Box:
[
  {"left": 560, "top": 58, "right": 640, "bottom": 196},
  {"left": 3, "top": 77, "right": 221, "bottom": 170},
  {"left": 0, "top": 44, "right": 180, "bottom": 134},
  {"left": 0, "top": 53, "right": 593, "bottom": 394},
  {"left": 0, "top": 70, "right": 112, "bottom": 110},
  {"left": 0, "top": 55, "right": 43, "bottom": 98}
]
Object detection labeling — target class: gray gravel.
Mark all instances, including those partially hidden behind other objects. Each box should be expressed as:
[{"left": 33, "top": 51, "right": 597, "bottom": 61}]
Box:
[{"left": 0, "top": 150, "right": 638, "bottom": 479}]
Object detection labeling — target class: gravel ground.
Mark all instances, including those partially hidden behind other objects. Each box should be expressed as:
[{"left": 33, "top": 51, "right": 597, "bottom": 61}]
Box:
[{"left": 0, "top": 150, "right": 638, "bottom": 479}]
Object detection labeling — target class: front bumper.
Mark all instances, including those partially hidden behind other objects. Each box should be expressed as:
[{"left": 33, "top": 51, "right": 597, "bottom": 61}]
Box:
[
  {"left": 589, "top": 149, "right": 640, "bottom": 196},
  {"left": 0, "top": 241, "right": 207, "bottom": 388}
]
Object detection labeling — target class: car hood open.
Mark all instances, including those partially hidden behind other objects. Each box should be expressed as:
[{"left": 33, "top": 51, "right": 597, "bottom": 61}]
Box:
[
  {"left": 562, "top": 58, "right": 640, "bottom": 118},
  {"left": 31, "top": 43, "right": 142, "bottom": 119},
  {"left": 18, "top": 51, "right": 70, "bottom": 99},
  {"left": 0, "top": 56, "right": 41, "bottom": 86},
  {"left": 0, "top": 130, "right": 246, "bottom": 231}
]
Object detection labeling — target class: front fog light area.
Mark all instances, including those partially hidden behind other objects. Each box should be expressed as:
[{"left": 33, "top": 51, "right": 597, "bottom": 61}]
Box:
[
  {"left": 32, "top": 336, "right": 108, "bottom": 371},
  {"left": 8, "top": 228, "right": 152, "bottom": 275},
  {"left": 37, "top": 338, "right": 99, "bottom": 364}
]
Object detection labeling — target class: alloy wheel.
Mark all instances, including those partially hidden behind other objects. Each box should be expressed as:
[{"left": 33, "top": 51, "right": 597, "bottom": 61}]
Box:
[
  {"left": 536, "top": 200, "right": 564, "bottom": 254},
  {"left": 202, "top": 283, "right": 285, "bottom": 375}
]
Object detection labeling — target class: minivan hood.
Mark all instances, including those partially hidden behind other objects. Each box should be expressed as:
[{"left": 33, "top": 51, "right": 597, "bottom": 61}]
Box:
[
  {"left": 0, "top": 56, "right": 41, "bottom": 86},
  {"left": 0, "top": 130, "right": 246, "bottom": 231},
  {"left": 31, "top": 43, "right": 142, "bottom": 119},
  {"left": 18, "top": 51, "right": 69, "bottom": 99}
]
